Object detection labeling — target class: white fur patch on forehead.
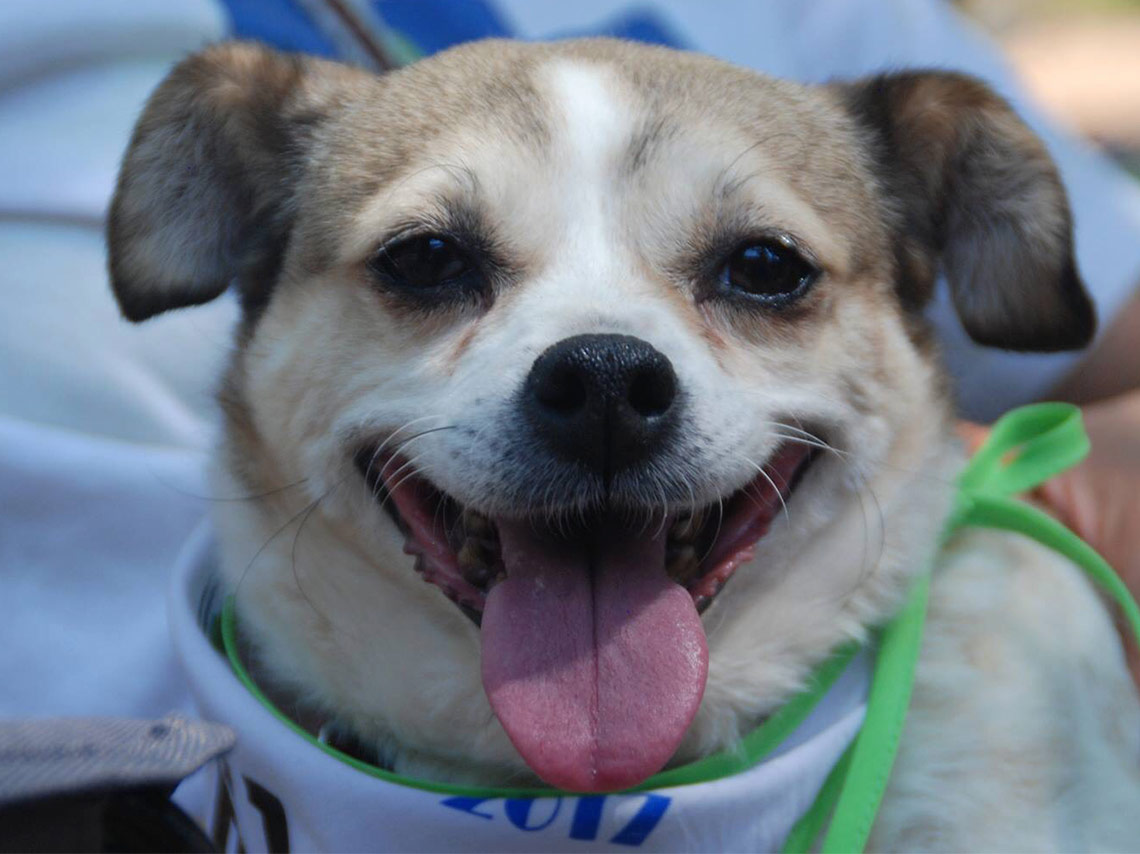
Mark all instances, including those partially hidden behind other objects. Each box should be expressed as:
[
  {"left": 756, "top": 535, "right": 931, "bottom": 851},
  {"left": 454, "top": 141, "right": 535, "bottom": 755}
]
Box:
[
  {"left": 511, "top": 59, "right": 640, "bottom": 310},
  {"left": 541, "top": 60, "right": 633, "bottom": 184}
]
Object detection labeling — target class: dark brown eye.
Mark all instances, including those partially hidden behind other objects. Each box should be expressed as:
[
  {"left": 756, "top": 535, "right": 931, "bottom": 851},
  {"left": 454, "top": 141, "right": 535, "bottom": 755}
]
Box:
[
  {"left": 368, "top": 234, "right": 477, "bottom": 292},
  {"left": 718, "top": 240, "right": 818, "bottom": 305}
]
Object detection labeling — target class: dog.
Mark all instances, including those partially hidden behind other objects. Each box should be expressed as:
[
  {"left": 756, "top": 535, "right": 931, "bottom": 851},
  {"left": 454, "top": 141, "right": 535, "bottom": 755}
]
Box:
[{"left": 108, "top": 38, "right": 1140, "bottom": 849}]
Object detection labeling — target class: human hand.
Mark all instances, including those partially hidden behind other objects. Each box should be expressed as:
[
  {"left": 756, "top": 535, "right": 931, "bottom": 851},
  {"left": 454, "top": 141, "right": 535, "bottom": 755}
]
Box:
[{"left": 959, "top": 390, "right": 1140, "bottom": 685}]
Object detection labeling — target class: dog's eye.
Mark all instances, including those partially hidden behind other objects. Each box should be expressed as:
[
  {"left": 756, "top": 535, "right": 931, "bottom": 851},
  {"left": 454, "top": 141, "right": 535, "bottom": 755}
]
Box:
[
  {"left": 718, "top": 240, "right": 818, "bottom": 305},
  {"left": 368, "top": 234, "right": 475, "bottom": 291}
]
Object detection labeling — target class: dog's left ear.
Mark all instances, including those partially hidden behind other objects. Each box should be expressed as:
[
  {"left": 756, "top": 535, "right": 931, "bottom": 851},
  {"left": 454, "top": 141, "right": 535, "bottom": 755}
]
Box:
[
  {"left": 839, "top": 71, "right": 1095, "bottom": 352},
  {"left": 108, "top": 42, "right": 361, "bottom": 322}
]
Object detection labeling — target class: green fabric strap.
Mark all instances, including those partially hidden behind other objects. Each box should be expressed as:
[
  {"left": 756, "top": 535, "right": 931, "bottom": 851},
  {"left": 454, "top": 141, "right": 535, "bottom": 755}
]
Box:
[
  {"left": 782, "top": 742, "right": 855, "bottom": 854},
  {"left": 785, "top": 402, "right": 1140, "bottom": 853}
]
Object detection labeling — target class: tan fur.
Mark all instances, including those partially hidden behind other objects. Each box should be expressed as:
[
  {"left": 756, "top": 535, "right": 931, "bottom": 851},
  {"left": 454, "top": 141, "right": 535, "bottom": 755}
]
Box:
[{"left": 108, "top": 38, "right": 1134, "bottom": 849}]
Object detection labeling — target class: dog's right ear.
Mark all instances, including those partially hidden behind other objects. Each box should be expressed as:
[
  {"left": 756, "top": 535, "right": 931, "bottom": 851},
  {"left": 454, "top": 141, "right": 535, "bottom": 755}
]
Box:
[
  {"left": 838, "top": 71, "right": 1095, "bottom": 352},
  {"left": 108, "top": 43, "right": 352, "bottom": 322}
]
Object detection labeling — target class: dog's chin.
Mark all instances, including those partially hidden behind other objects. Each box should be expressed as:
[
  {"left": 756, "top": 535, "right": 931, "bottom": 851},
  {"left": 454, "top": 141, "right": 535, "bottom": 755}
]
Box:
[{"left": 350, "top": 442, "right": 819, "bottom": 792}]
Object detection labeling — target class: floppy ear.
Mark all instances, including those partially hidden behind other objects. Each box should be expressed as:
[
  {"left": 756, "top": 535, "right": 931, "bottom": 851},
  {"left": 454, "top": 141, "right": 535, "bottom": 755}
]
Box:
[
  {"left": 108, "top": 42, "right": 352, "bottom": 322},
  {"left": 840, "top": 71, "right": 1094, "bottom": 352}
]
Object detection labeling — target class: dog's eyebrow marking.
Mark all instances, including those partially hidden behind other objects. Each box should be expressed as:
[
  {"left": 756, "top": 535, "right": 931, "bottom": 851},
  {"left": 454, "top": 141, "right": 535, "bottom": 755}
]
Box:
[
  {"left": 698, "top": 135, "right": 847, "bottom": 277},
  {"left": 423, "top": 189, "right": 491, "bottom": 241},
  {"left": 625, "top": 115, "right": 675, "bottom": 177},
  {"left": 713, "top": 131, "right": 808, "bottom": 203},
  {"left": 343, "top": 160, "right": 496, "bottom": 263},
  {"left": 374, "top": 160, "right": 482, "bottom": 225}
]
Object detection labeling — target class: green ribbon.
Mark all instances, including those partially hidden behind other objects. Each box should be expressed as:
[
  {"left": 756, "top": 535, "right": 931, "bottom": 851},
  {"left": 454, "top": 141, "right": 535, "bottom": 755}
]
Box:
[
  {"left": 785, "top": 402, "right": 1140, "bottom": 853},
  {"left": 222, "top": 402, "right": 1140, "bottom": 850}
]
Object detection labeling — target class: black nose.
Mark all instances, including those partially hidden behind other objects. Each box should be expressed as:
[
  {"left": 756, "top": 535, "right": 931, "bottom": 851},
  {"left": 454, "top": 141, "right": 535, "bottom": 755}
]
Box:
[{"left": 524, "top": 334, "right": 679, "bottom": 477}]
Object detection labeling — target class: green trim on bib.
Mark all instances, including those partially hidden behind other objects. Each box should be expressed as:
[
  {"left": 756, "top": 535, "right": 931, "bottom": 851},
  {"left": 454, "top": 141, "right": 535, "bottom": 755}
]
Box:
[
  {"left": 223, "top": 599, "right": 858, "bottom": 798},
  {"left": 221, "top": 402, "right": 1140, "bottom": 851}
]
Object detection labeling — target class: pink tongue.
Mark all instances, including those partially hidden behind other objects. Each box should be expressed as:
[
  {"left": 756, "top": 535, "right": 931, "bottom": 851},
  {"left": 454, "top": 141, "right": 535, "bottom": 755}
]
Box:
[{"left": 481, "top": 521, "right": 709, "bottom": 792}]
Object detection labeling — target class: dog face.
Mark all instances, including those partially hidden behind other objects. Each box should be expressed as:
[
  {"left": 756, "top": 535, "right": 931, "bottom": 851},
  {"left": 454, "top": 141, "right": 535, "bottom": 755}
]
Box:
[{"left": 109, "top": 39, "right": 1092, "bottom": 790}]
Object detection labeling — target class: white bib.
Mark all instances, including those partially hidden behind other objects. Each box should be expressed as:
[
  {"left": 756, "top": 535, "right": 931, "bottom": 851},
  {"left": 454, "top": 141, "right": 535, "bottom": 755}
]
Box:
[{"left": 170, "top": 524, "right": 868, "bottom": 853}]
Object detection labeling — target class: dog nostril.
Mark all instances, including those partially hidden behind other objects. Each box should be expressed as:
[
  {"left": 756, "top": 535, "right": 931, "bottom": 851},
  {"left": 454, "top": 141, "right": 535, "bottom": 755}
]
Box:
[
  {"left": 536, "top": 364, "right": 588, "bottom": 415},
  {"left": 628, "top": 365, "right": 676, "bottom": 418},
  {"left": 524, "top": 334, "right": 681, "bottom": 474}
]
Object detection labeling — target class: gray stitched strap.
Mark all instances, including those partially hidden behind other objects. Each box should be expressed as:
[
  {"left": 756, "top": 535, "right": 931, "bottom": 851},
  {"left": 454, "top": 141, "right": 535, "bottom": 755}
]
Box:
[{"left": 0, "top": 714, "right": 234, "bottom": 806}]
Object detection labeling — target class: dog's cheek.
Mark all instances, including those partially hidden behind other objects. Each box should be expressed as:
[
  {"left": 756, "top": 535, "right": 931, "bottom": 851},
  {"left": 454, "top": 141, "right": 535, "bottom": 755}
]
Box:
[
  {"left": 237, "top": 277, "right": 427, "bottom": 474},
  {"left": 212, "top": 284, "right": 531, "bottom": 772},
  {"left": 679, "top": 300, "right": 957, "bottom": 758}
]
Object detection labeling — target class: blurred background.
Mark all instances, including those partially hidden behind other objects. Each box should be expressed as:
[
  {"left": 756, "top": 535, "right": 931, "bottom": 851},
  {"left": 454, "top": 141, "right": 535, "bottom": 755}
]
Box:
[{"left": 960, "top": 0, "right": 1140, "bottom": 177}]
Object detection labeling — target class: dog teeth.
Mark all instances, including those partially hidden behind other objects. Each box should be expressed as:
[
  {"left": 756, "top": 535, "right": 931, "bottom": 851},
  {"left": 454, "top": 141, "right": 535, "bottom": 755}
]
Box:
[
  {"left": 457, "top": 540, "right": 481, "bottom": 569},
  {"left": 457, "top": 538, "right": 502, "bottom": 590},
  {"left": 462, "top": 509, "right": 493, "bottom": 537},
  {"left": 458, "top": 540, "right": 493, "bottom": 569},
  {"left": 666, "top": 544, "right": 701, "bottom": 584},
  {"left": 465, "top": 567, "right": 495, "bottom": 588},
  {"left": 669, "top": 510, "right": 706, "bottom": 543}
]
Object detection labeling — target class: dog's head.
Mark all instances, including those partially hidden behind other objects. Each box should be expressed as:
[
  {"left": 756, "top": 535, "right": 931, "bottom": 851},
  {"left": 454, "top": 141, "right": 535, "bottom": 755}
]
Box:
[{"left": 109, "top": 39, "right": 1092, "bottom": 791}]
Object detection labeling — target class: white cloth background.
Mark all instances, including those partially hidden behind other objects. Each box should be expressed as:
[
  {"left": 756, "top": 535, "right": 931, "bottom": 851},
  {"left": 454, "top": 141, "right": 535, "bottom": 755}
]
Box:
[{"left": 0, "top": 0, "right": 233, "bottom": 719}]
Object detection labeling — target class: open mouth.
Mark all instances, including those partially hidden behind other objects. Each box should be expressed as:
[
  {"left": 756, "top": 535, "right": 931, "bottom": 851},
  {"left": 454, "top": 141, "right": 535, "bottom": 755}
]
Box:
[
  {"left": 353, "top": 442, "right": 817, "bottom": 792},
  {"left": 354, "top": 444, "right": 817, "bottom": 619}
]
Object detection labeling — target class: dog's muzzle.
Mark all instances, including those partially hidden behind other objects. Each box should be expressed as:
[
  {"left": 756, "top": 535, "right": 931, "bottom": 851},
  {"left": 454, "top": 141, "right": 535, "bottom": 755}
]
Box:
[{"left": 352, "top": 334, "right": 820, "bottom": 794}]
